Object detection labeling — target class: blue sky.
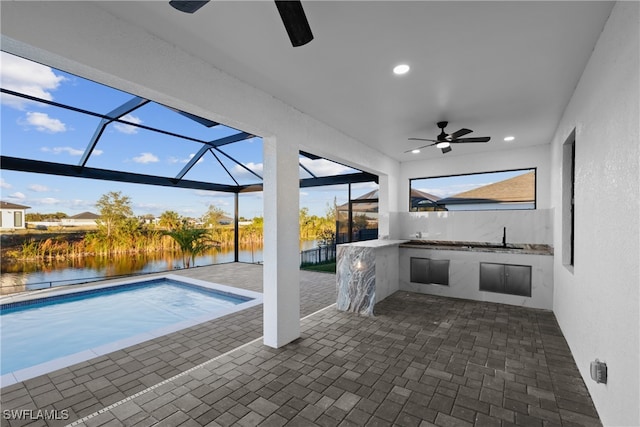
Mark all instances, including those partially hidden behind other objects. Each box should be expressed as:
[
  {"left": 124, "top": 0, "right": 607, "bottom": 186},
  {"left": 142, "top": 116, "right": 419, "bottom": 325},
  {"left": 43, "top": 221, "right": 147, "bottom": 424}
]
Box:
[
  {"left": 411, "top": 169, "right": 533, "bottom": 199},
  {"left": 0, "top": 52, "right": 377, "bottom": 219}
]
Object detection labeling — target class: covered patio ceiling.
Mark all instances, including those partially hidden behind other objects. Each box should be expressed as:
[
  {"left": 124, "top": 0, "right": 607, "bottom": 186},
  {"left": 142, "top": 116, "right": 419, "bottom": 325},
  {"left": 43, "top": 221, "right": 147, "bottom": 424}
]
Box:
[{"left": 0, "top": 59, "right": 378, "bottom": 195}]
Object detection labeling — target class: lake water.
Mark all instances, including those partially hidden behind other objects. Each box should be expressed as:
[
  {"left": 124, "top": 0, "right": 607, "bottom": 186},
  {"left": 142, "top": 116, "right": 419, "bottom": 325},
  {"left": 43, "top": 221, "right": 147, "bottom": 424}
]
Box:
[{"left": 0, "top": 241, "right": 317, "bottom": 295}]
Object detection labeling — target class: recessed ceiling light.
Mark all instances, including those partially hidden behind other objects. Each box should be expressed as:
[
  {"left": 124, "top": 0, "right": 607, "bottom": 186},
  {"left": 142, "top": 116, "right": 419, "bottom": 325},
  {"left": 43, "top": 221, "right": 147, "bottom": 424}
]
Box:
[
  {"left": 393, "top": 64, "right": 410, "bottom": 75},
  {"left": 411, "top": 149, "right": 420, "bottom": 154},
  {"left": 504, "top": 136, "right": 515, "bottom": 142}
]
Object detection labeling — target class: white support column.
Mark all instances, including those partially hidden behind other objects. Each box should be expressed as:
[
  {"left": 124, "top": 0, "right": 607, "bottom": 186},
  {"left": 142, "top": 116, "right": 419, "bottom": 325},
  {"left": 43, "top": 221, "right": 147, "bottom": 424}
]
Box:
[
  {"left": 262, "top": 136, "right": 300, "bottom": 348},
  {"left": 377, "top": 173, "right": 399, "bottom": 239}
]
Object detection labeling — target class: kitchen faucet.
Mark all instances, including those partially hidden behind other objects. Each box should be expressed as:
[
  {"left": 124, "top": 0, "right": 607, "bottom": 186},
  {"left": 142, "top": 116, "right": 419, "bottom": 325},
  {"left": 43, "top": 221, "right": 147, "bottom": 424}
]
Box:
[{"left": 502, "top": 227, "right": 507, "bottom": 248}]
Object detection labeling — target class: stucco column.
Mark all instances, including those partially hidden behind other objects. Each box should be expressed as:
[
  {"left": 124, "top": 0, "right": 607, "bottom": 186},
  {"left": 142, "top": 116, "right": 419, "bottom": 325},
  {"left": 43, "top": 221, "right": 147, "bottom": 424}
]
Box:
[
  {"left": 377, "top": 171, "right": 399, "bottom": 238},
  {"left": 262, "top": 136, "right": 300, "bottom": 348}
]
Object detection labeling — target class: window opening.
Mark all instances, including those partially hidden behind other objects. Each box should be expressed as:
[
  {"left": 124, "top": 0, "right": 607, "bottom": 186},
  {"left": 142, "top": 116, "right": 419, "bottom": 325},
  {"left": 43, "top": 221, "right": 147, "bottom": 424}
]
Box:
[
  {"left": 14, "top": 211, "right": 23, "bottom": 228},
  {"left": 336, "top": 184, "right": 378, "bottom": 243},
  {"left": 409, "top": 168, "right": 536, "bottom": 211},
  {"left": 562, "top": 130, "right": 576, "bottom": 268}
]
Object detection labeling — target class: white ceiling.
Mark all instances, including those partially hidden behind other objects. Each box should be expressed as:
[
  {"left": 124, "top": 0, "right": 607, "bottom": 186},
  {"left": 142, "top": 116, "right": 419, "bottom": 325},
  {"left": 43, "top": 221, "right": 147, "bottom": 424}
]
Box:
[{"left": 96, "top": 1, "right": 613, "bottom": 162}]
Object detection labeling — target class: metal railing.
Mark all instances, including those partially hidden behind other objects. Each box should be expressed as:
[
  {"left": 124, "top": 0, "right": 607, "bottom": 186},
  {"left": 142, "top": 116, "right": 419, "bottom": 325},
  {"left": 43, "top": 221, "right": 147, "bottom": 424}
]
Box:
[
  {"left": 300, "top": 244, "right": 336, "bottom": 266},
  {"left": 0, "top": 261, "right": 246, "bottom": 295}
]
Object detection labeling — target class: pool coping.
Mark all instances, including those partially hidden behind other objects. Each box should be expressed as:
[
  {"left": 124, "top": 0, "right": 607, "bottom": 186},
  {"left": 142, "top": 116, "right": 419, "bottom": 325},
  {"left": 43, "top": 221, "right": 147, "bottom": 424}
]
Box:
[{"left": 0, "top": 274, "right": 263, "bottom": 387}]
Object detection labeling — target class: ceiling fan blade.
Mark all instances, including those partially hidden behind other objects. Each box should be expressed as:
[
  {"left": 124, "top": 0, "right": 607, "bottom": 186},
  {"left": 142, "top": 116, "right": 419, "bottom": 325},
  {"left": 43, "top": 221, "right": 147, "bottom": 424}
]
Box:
[
  {"left": 169, "top": 0, "right": 209, "bottom": 13},
  {"left": 275, "top": 1, "right": 314, "bottom": 47},
  {"left": 449, "top": 128, "right": 472, "bottom": 139},
  {"left": 408, "top": 137, "right": 438, "bottom": 142},
  {"left": 441, "top": 146, "right": 452, "bottom": 154},
  {"left": 452, "top": 137, "right": 490, "bottom": 143},
  {"left": 404, "top": 143, "right": 436, "bottom": 153}
]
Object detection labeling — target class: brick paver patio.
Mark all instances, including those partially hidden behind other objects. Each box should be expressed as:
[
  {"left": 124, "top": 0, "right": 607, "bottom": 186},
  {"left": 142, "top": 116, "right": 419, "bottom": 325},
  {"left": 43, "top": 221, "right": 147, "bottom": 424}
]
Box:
[{"left": 0, "top": 263, "right": 601, "bottom": 426}]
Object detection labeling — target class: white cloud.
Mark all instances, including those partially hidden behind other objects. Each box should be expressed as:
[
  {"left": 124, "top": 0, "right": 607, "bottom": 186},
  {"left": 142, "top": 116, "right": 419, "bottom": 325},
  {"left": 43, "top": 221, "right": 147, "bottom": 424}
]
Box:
[
  {"left": 23, "top": 112, "right": 67, "bottom": 133},
  {"left": 71, "top": 199, "right": 95, "bottom": 208},
  {"left": 299, "top": 158, "right": 352, "bottom": 176},
  {"left": 0, "top": 52, "right": 65, "bottom": 110},
  {"left": 8, "top": 192, "right": 26, "bottom": 200},
  {"left": 0, "top": 178, "right": 12, "bottom": 189},
  {"left": 132, "top": 152, "right": 159, "bottom": 164},
  {"left": 169, "top": 153, "right": 204, "bottom": 165},
  {"left": 28, "top": 184, "right": 50, "bottom": 192},
  {"left": 113, "top": 114, "right": 142, "bottom": 134},
  {"left": 232, "top": 162, "right": 264, "bottom": 177},
  {"left": 39, "top": 197, "right": 61, "bottom": 205},
  {"left": 41, "top": 146, "right": 102, "bottom": 156}
]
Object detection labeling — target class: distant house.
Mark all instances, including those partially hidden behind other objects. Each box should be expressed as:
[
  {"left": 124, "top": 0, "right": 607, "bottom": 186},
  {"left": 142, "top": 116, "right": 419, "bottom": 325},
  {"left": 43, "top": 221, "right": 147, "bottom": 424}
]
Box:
[
  {"left": 0, "top": 201, "right": 30, "bottom": 230},
  {"left": 410, "top": 189, "right": 446, "bottom": 212},
  {"left": 437, "top": 171, "right": 535, "bottom": 211},
  {"left": 336, "top": 189, "right": 380, "bottom": 242},
  {"left": 61, "top": 211, "right": 101, "bottom": 227}
]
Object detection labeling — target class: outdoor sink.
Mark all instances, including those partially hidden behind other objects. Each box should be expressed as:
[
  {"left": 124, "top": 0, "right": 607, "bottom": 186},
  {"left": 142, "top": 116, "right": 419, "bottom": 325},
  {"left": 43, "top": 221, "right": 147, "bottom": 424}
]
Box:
[
  {"left": 404, "top": 240, "right": 553, "bottom": 255},
  {"left": 460, "top": 243, "right": 526, "bottom": 250}
]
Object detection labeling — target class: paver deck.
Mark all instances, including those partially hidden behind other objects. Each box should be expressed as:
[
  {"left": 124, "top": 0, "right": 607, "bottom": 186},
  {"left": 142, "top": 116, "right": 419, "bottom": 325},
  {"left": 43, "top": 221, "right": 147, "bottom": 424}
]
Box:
[{"left": 0, "top": 263, "right": 601, "bottom": 427}]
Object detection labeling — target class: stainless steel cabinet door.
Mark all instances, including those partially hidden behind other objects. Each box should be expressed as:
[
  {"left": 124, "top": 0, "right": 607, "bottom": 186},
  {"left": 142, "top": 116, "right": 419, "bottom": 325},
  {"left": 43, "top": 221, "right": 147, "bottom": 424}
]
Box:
[
  {"left": 410, "top": 257, "right": 430, "bottom": 284},
  {"left": 505, "top": 265, "right": 532, "bottom": 297},
  {"left": 479, "top": 263, "right": 505, "bottom": 293}
]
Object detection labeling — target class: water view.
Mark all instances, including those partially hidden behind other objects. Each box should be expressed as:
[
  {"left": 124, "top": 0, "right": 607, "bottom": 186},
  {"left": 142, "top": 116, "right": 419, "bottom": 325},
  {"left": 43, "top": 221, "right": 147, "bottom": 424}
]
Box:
[{"left": 0, "top": 240, "right": 318, "bottom": 295}]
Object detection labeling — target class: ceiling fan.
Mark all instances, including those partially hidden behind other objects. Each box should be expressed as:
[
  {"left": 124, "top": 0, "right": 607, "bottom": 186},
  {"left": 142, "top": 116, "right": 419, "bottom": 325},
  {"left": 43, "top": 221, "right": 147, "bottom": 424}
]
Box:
[
  {"left": 169, "top": 1, "right": 314, "bottom": 47},
  {"left": 406, "top": 121, "right": 491, "bottom": 154}
]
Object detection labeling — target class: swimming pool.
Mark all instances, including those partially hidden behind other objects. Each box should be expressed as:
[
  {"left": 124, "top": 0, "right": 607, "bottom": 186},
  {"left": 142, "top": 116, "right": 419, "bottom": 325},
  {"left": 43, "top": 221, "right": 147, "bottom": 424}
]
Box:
[{"left": 0, "top": 275, "right": 262, "bottom": 385}]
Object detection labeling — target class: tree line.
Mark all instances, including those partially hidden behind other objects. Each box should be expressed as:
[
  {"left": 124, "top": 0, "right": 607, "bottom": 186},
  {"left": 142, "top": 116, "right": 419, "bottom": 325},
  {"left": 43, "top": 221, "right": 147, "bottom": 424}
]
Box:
[{"left": 10, "top": 191, "right": 337, "bottom": 265}]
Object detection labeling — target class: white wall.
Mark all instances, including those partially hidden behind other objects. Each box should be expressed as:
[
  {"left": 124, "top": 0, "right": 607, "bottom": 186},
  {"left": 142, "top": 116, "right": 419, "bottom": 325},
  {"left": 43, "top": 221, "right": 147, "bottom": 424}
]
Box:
[
  {"left": 549, "top": 3, "right": 639, "bottom": 426},
  {"left": 0, "top": 209, "right": 26, "bottom": 229},
  {"left": 395, "top": 209, "right": 553, "bottom": 245}
]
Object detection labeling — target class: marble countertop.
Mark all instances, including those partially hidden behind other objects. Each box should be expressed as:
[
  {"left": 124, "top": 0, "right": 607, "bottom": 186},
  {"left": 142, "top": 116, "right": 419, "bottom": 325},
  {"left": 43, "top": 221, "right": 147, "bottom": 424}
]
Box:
[
  {"left": 400, "top": 240, "right": 554, "bottom": 256},
  {"left": 338, "top": 239, "right": 410, "bottom": 249}
]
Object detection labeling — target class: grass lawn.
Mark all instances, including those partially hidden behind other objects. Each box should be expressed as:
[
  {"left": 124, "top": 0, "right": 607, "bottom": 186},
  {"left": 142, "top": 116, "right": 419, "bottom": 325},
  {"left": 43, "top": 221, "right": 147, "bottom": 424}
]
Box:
[{"left": 300, "top": 262, "right": 336, "bottom": 273}]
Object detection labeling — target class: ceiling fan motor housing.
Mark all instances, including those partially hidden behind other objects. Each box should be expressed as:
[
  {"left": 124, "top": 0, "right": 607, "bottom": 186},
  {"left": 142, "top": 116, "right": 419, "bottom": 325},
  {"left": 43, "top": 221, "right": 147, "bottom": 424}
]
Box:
[{"left": 437, "top": 122, "right": 449, "bottom": 141}]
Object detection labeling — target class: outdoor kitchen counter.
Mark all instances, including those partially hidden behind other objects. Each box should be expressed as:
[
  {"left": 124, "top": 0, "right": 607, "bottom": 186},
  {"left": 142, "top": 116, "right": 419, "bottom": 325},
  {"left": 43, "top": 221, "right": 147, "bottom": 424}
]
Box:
[
  {"left": 336, "top": 239, "right": 408, "bottom": 316},
  {"left": 400, "top": 240, "right": 554, "bottom": 256}
]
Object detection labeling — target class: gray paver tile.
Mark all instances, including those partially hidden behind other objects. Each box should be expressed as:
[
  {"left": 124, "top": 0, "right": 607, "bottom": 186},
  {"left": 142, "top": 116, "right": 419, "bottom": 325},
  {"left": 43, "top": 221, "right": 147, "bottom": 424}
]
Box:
[{"left": 1, "top": 265, "right": 603, "bottom": 427}]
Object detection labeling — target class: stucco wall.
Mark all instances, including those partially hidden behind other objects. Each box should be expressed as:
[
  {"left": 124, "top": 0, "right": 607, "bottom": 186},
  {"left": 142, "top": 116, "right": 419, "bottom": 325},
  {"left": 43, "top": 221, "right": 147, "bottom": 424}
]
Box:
[{"left": 549, "top": 3, "right": 639, "bottom": 426}]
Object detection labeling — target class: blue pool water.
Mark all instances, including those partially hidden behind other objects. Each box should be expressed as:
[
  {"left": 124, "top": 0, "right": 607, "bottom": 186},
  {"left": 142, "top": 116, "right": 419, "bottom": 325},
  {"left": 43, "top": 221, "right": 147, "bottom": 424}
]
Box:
[{"left": 0, "top": 278, "right": 253, "bottom": 375}]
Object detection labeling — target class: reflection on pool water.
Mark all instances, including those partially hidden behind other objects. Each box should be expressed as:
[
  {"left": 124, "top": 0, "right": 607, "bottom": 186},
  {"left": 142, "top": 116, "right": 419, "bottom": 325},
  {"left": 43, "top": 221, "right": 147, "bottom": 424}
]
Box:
[{"left": 0, "top": 275, "right": 262, "bottom": 385}]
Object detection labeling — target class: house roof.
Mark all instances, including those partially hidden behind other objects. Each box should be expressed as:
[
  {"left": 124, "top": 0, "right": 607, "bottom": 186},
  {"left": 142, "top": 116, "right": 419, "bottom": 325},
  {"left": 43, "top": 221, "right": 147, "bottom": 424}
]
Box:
[
  {"left": 411, "top": 189, "right": 441, "bottom": 202},
  {"left": 337, "top": 189, "right": 379, "bottom": 212},
  {"left": 1, "top": 201, "right": 30, "bottom": 210},
  {"left": 69, "top": 211, "right": 100, "bottom": 220},
  {"left": 439, "top": 171, "right": 535, "bottom": 204}
]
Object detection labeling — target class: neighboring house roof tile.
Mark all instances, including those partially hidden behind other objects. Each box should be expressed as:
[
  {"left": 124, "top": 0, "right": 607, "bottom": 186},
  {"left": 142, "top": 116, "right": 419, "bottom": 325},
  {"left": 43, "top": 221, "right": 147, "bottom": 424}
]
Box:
[
  {"left": 410, "top": 188, "right": 441, "bottom": 202},
  {"left": 1, "top": 201, "right": 31, "bottom": 210},
  {"left": 440, "top": 171, "right": 535, "bottom": 204},
  {"left": 69, "top": 212, "right": 100, "bottom": 220}
]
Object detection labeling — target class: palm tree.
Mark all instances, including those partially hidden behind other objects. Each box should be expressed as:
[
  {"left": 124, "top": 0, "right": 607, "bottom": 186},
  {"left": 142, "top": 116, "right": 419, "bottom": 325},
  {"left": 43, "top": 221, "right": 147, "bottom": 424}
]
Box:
[
  {"left": 164, "top": 228, "right": 212, "bottom": 268},
  {"left": 159, "top": 210, "right": 181, "bottom": 230}
]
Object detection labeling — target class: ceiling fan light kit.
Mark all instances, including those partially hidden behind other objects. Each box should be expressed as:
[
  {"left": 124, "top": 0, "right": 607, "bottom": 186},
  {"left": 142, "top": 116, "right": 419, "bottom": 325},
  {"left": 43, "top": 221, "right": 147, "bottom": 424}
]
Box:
[
  {"left": 407, "top": 121, "right": 491, "bottom": 155},
  {"left": 169, "top": 0, "right": 313, "bottom": 47}
]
